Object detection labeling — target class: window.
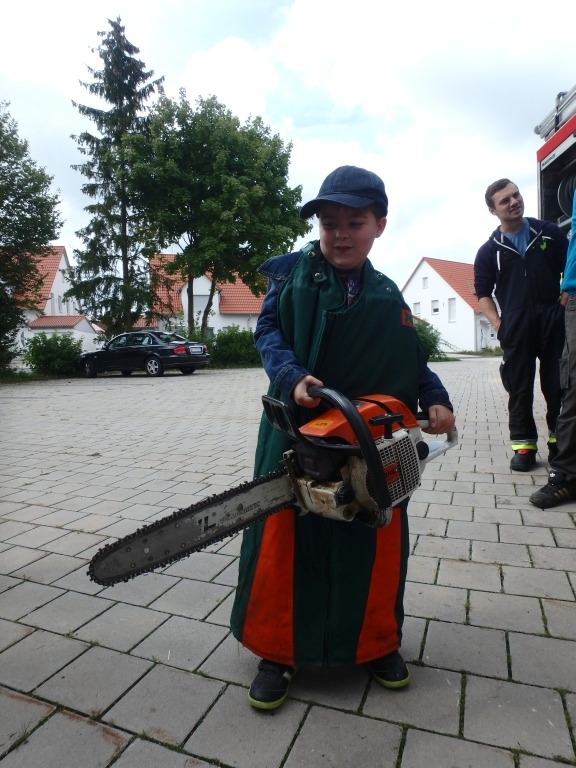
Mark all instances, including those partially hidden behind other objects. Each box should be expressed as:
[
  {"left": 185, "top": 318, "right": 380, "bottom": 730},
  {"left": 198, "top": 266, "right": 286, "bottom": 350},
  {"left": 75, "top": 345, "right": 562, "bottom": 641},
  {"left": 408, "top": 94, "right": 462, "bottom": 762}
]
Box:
[
  {"left": 431, "top": 300, "right": 439, "bottom": 314},
  {"left": 413, "top": 302, "right": 421, "bottom": 315},
  {"left": 422, "top": 277, "right": 428, "bottom": 289},
  {"left": 448, "top": 297, "right": 456, "bottom": 322}
]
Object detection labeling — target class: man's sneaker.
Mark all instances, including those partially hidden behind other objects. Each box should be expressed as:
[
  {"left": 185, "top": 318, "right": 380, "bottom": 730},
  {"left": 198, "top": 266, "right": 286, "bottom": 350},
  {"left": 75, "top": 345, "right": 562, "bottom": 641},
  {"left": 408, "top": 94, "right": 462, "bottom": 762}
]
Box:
[
  {"left": 547, "top": 441, "right": 559, "bottom": 462},
  {"left": 529, "top": 471, "right": 576, "bottom": 509},
  {"left": 510, "top": 449, "right": 537, "bottom": 472},
  {"left": 369, "top": 650, "right": 410, "bottom": 689},
  {"left": 248, "top": 659, "right": 297, "bottom": 710}
]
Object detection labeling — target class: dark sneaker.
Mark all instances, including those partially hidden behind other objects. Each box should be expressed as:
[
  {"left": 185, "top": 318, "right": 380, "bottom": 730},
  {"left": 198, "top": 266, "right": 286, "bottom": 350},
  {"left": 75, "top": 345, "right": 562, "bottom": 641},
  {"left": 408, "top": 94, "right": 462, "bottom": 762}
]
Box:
[
  {"left": 248, "top": 659, "right": 297, "bottom": 710},
  {"left": 529, "top": 471, "right": 576, "bottom": 509},
  {"left": 369, "top": 650, "right": 410, "bottom": 689},
  {"left": 510, "top": 449, "right": 537, "bottom": 472},
  {"left": 547, "top": 441, "right": 559, "bottom": 463}
]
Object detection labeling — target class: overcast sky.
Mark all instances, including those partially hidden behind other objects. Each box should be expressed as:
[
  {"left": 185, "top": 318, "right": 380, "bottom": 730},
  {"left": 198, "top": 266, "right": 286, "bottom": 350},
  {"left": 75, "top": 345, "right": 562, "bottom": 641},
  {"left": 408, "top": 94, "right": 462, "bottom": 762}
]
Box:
[{"left": 2, "top": 0, "right": 574, "bottom": 288}]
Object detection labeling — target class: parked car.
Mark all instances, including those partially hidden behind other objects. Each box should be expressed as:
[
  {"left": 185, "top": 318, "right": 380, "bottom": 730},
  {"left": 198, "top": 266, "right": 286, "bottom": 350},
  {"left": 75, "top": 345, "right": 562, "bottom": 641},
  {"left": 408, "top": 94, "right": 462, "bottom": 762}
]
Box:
[{"left": 78, "top": 331, "right": 210, "bottom": 378}]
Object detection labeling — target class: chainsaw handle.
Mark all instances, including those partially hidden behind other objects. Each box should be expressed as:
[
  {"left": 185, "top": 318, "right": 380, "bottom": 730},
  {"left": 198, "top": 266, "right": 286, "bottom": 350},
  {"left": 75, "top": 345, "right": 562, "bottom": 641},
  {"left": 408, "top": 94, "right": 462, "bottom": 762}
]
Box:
[
  {"left": 306, "top": 385, "right": 392, "bottom": 512},
  {"left": 416, "top": 421, "right": 459, "bottom": 463}
]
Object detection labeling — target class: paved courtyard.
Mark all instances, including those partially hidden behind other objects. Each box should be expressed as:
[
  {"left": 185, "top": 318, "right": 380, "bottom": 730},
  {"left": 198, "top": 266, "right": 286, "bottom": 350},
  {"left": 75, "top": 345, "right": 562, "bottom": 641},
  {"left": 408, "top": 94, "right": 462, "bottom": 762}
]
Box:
[{"left": 0, "top": 358, "right": 575, "bottom": 768}]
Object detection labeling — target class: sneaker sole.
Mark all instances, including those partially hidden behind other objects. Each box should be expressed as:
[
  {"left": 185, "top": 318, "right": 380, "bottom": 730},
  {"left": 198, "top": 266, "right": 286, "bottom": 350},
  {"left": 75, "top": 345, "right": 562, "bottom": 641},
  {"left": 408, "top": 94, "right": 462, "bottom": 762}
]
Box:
[
  {"left": 371, "top": 669, "right": 411, "bottom": 690},
  {"left": 247, "top": 689, "right": 290, "bottom": 710}
]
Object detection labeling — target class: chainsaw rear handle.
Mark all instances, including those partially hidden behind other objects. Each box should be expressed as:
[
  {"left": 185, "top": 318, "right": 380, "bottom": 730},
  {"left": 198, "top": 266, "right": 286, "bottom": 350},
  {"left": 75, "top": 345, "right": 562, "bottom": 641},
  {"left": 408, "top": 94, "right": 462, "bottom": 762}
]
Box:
[{"left": 262, "top": 385, "right": 393, "bottom": 512}]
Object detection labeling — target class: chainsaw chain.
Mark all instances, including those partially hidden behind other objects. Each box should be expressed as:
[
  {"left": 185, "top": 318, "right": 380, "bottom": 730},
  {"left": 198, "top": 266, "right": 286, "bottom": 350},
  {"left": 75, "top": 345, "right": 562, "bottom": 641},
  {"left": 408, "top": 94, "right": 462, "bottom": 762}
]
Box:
[{"left": 88, "top": 470, "right": 290, "bottom": 586}]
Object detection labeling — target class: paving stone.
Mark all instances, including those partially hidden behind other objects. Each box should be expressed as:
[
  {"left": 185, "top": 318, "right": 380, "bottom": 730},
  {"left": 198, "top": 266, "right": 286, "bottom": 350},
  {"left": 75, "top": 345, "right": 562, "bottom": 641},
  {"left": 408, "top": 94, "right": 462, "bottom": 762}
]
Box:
[
  {"left": 73, "top": 602, "right": 170, "bottom": 651},
  {"left": 509, "top": 633, "right": 576, "bottom": 692},
  {"left": 0, "top": 629, "right": 88, "bottom": 691},
  {"left": 35, "top": 645, "right": 152, "bottom": 716},
  {"left": 471, "top": 540, "right": 530, "bottom": 566},
  {"left": 464, "top": 676, "right": 573, "bottom": 759},
  {"left": 131, "top": 615, "right": 228, "bottom": 672},
  {"left": 43, "top": 530, "right": 107, "bottom": 556},
  {"left": 98, "top": 570, "right": 181, "bottom": 605},
  {"left": 283, "top": 705, "right": 402, "bottom": 768},
  {"left": 500, "top": 525, "right": 556, "bottom": 546},
  {"left": 184, "top": 683, "right": 307, "bottom": 768},
  {"left": 469, "top": 591, "right": 545, "bottom": 633},
  {"left": 11, "top": 552, "right": 85, "bottom": 584},
  {"left": 0, "top": 546, "right": 47, "bottom": 574},
  {"left": 503, "top": 565, "right": 574, "bottom": 600},
  {"left": 437, "top": 558, "right": 501, "bottom": 592},
  {"left": 541, "top": 598, "right": 576, "bottom": 639},
  {"left": 0, "top": 709, "right": 129, "bottom": 768},
  {"left": 0, "top": 687, "right": 55, "bottom": 758},
  {"left": 406, "top": 554, "right": 438, "bottom": 584},
  {"left": 112, "top": 738, "right": 214, "bottom": 767},
  {"left": 292, "top": 665, "right": 368, "bottom": 711},
  {"left": 530, "top": 545, "right": 576, "bottom": 571},
  {"left": 409, "top": 517, "right": 447, "bottom": 536},
  {"left": 405, "top": 582, "right": 467, "bottom": 622},
  {"left": 0, "top": 580, "right": 65, "bottom": 620},
  {"left": 423, "top": 622, "right": 508, "bottom": 677},
  {"left": 148, "top": 579, "right": 233, "bottom": 620},
  {"left": 21, "top": 590, "right": 114, "bottom": 633},
  {"left": 400, "top": 729, "right": 514, "bottom": 768},
  {"left": 104, "top": 664, "right": 224, "bottom": 745},
  {"left": 364, "top": 665, "right": 461, "bottom": 734},
  {"left": 0, "top": 618, "right": 34, "bottom": 652},
  {"left": 412, "top": 534, "right": 470, "bottom": 559},
  {"left": 447, "top": 520, "right": 499, "bottom": 541}
]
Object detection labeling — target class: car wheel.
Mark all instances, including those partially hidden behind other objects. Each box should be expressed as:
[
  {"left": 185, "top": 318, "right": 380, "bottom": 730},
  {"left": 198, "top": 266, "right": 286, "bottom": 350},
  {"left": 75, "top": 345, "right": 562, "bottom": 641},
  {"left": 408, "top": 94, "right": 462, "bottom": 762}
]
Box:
[
  {"left": 145, "top": 356, "right": 164, "bottom": 376},
  {"left": 121, "top": 370, "right": 133, "bottom": 376},
  {"left": 83, "top": 359, "right": 98, "bottom": 378},
  {"left": 179, "top": 367, "right": 196, "bottom": 375}
]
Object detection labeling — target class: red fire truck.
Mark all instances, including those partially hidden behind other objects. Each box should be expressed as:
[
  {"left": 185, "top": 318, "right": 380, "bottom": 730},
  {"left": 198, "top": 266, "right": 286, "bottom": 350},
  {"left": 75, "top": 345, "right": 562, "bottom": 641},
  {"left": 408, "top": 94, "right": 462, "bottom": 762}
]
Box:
[{"left": 535, "top": 86, "right": 576, "bottom": 232}]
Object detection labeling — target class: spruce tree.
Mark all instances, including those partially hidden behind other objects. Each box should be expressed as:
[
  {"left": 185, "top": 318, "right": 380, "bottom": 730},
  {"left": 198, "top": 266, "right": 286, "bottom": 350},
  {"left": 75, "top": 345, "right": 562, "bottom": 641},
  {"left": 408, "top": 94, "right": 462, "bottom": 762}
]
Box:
[{"left": 66, "top": 17, "right": 164, "bottom": 335}]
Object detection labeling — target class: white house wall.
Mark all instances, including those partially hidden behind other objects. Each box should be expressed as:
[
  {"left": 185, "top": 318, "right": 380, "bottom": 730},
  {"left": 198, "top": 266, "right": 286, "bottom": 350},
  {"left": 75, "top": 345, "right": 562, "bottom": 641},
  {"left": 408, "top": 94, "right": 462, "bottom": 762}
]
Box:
[
  {"left": 178, "top": 276, "right": 258, "bottom": 333},
  {"left": 401, "top": 262, "right": 478, "bottom": 352}
]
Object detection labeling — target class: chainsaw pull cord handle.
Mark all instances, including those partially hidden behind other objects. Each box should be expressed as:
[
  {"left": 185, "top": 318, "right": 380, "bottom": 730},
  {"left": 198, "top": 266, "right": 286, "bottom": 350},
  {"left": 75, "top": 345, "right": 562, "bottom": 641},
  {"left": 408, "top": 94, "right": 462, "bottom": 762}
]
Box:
[{"left": 306, "top": 385, "right": 393, "bottom": 512}]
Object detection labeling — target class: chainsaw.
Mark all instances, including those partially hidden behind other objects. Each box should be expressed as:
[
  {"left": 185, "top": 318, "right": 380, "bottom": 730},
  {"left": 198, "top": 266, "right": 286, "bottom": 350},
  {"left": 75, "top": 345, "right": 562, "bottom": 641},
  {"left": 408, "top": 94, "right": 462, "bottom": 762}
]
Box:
[{"left": 88, "top": 386, "right": 457, "bottom": 586}]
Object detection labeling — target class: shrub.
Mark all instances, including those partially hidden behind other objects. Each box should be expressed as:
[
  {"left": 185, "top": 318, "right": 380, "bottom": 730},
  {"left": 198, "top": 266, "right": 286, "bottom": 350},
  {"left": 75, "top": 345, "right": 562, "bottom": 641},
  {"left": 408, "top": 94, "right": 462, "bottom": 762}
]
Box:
[
  {"left": 22, "top": 332, "right": 83, "bottom": 375},
  {"left": 209, "top": 326, "right": 261, "bottom": 368},
  {"left": 413, "top": 318, "right": 447, "bottom": 361}
]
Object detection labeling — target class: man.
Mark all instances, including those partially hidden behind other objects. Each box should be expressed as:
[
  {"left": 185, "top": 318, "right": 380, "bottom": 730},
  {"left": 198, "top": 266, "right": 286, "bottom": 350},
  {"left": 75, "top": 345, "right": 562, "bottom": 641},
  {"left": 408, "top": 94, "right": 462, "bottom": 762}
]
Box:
[
  {"left": 474, "top": 179, "right": 567, "bottom": 472},
  {"left": 530, "top": 188, "right": 576, "bottom": 507}
]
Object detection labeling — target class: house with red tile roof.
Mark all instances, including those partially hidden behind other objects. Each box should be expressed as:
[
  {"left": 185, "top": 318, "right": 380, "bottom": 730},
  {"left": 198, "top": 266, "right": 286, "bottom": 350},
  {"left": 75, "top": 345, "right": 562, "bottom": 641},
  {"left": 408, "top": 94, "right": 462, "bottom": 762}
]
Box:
[
  {"left": 145, "top": 254, "right": 264, "bottom": 336},
  {"left": 401, "top": 257, "right": 498, "bottom": 352},
  {"left": 17, "top": 246, "right": 104, "bottom": 352}
]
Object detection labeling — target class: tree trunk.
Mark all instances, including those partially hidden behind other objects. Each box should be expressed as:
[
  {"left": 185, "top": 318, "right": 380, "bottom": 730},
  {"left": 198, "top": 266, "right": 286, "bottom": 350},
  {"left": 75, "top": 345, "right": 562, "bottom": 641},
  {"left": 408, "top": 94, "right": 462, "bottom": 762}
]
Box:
[
  {"left": 187, "top": 274, "right": 195, "bottom": 337},
  {"left": 201, "top": 279, "right": 218, "bottom": 338}
]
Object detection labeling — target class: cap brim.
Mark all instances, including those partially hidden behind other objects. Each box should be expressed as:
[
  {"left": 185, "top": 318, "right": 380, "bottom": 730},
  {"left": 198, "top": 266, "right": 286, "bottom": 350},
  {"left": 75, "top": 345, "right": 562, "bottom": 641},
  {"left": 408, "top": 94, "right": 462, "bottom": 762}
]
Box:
[{"left": 299, "top": 193, "right": 380, "bottom": 219}]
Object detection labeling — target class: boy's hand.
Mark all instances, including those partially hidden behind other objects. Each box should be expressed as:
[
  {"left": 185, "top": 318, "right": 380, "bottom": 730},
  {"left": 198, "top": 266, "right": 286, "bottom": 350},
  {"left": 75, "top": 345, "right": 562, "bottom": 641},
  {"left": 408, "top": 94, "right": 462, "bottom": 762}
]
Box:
[
  {"left": 293, "top": 375, "right": 324, "bottom": 407},
  {"left": 421, "top": 404, "right": 455, "bottom": 435}
]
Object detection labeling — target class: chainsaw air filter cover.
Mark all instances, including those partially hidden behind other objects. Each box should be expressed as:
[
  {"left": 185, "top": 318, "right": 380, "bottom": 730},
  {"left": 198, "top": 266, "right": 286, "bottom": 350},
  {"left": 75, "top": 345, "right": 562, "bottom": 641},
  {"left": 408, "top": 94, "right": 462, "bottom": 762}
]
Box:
[{"left": 348, "top": 428, "right": 422, "bottom": 511}]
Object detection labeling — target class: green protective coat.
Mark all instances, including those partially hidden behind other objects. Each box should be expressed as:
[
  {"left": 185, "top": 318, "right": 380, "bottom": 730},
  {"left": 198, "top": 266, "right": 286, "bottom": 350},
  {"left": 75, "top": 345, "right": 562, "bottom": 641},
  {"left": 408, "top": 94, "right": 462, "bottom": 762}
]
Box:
[{"left": 230, "top": 247, "right": 427, "bottom": 667}]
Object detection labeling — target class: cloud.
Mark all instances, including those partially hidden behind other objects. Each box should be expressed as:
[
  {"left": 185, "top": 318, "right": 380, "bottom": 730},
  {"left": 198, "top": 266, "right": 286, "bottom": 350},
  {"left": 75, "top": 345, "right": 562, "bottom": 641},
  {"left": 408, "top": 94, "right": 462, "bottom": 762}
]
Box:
[{"left": 1, "top": 0, "right": 574, "bottom": 285}]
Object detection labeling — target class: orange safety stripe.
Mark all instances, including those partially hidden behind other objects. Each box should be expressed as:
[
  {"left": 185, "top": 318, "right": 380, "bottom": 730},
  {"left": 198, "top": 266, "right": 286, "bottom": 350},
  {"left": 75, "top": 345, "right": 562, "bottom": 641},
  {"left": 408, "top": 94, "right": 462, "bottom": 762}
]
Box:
[
  {"left": 240, "top": 508, "right": 296, "bottom": 665},
  {"left": 355, "top": 509, "right": 402, "bottom": 664}
]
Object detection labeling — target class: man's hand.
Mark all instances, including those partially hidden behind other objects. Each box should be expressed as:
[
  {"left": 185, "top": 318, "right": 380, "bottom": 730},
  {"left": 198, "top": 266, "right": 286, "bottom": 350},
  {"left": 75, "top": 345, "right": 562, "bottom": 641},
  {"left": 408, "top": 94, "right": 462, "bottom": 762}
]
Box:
[
  {"left": 421, "top": 404, "right": 455, "bottom": 435},
  {"left": 293, "top": 375, "right": 324, "bottom": 407}
]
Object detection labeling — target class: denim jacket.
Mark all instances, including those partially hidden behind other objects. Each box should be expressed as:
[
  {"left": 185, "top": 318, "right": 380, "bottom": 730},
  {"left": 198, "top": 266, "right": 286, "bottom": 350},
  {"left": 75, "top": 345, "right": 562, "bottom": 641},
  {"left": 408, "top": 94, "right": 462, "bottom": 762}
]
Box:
[{"left": 254, "top": 247, "right": 453, "bottom": 414}]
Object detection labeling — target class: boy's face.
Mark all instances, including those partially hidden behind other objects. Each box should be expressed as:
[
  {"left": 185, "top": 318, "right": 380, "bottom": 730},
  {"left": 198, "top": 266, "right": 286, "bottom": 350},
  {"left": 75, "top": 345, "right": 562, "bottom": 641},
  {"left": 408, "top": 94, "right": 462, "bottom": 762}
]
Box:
[{"left": 318, "top": 203, "right": 386, "bottom": 270}]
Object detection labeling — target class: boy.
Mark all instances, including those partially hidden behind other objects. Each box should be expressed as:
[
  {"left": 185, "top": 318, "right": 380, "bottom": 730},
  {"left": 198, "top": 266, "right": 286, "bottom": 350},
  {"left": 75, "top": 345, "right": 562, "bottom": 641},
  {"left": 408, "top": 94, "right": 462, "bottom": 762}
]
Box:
[{"left": 230, "top": 166, "right": 455, "bottom": 710}]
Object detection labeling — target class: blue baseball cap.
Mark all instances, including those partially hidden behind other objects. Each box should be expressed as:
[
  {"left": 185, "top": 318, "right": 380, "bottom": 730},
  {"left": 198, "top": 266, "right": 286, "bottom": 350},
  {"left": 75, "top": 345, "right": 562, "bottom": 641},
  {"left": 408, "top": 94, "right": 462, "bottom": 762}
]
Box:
[{"left": 300, "top": 165, "right": 388, "bottom": 219}]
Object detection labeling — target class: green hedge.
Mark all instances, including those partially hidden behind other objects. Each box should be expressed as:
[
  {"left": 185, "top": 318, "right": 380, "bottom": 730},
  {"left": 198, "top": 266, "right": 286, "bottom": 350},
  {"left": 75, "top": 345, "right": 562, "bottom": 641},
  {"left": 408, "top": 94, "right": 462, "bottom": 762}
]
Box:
[
  {"left": 22, "top": 332, "right": 83, "bottom": 376},
  {"left": 208, "top": 326, "right": 261, "bottom": 368}
]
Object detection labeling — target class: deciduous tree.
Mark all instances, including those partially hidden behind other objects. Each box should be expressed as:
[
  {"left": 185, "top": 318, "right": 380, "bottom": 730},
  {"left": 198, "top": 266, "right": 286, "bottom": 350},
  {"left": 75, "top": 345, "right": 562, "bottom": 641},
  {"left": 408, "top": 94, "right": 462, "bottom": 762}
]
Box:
[
  {"left": 129, "top": 91, "right": 309, "bottom": 337},
  {"left": 0, "top": 102, "right": 62, "bottom": 369}
]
